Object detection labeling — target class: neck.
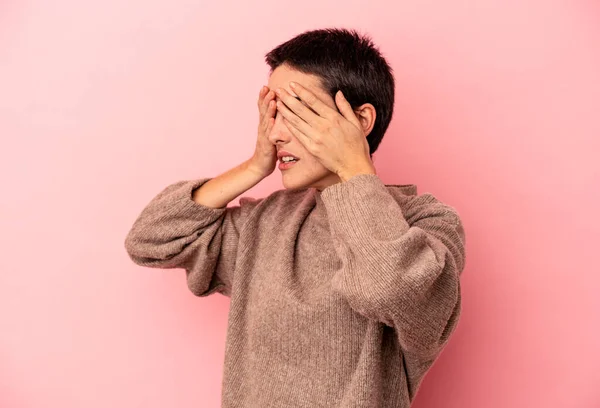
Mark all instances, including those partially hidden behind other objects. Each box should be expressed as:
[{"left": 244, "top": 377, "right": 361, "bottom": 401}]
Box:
[{"left": 307, "top": 172, "right": 342, "bottom": 192}]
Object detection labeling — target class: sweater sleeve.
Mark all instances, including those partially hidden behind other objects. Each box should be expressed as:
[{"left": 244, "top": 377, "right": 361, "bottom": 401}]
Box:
[
  {"left": 320, "top": 174, "right": 466, "bottom": 357},
  {"left": 124, "top": 178, "right": 261, "bottom": 298}
]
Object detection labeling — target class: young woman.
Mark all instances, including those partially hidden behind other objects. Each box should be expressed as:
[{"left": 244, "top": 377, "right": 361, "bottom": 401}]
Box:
[{"left": 125, "top": 28, "right": 466, "bottom": 408}]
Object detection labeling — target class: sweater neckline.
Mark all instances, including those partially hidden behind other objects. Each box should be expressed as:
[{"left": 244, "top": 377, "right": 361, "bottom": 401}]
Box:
[
  {"left": 311, "top": 188, "right": 327, "bottom": 215},
  {"left": 311, "top": 182, "right": 418, "bottom": 198},
  {"left": 309, "top": 181, "right": 417, "bottom": 215}
]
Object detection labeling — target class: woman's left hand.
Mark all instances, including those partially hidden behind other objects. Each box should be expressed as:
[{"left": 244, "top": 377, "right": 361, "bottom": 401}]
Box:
[{"left": 274, "top": 82, "right": 376, "bottom": 181}]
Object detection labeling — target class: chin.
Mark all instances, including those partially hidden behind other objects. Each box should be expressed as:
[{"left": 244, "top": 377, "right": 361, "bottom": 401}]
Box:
[
  {"left": 281, "top": 174, "right": 313, "bottom": 190},
  {"left": 281, "top": 170, "right": 338, "bottom": 191}
]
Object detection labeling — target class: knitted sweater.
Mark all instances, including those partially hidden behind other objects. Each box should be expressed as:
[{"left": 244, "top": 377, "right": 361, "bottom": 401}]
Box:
[{"left": 124, "top": 174, "right": 466, "bottom": 407}]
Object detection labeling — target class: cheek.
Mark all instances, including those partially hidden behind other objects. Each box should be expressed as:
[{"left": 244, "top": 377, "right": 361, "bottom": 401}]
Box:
[
  {"left": 289, "top": 137, "right": 309, "bottom": 156},
  {"left": 298, "top": 153, "right": 329, "bottom": 173}
]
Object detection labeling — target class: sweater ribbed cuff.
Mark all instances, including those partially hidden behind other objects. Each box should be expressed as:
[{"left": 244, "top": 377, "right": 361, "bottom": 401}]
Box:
[{"left": 165, "top": 178, "right": 227, "bottom": 221}]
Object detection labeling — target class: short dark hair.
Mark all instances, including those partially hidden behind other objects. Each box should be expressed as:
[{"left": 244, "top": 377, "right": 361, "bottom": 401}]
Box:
[{"left": 265, "top": 28, "right": 395, "bottom": 156}]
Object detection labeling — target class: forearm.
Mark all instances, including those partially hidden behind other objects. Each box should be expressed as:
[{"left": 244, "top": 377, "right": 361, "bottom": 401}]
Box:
[
  {"left": 192, "top": 159, "right": 266, "bottom": 209},
  {"left": 321, "top": 174, "right": 466, "bottom": 352}
]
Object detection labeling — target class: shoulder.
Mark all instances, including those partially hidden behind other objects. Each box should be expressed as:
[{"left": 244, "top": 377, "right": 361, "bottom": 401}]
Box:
[{"left": 385, "top": 183, "right": 462, "bottom": 224}]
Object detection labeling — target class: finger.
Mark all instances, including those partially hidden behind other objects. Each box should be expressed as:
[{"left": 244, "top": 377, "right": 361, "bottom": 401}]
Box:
[
  {"left": 276, "top": 88, "right": 325, "bottom": 128},
  {"left": 264, "top": 90, "right": 275, "bottom": 108},
  {"left": 259, "top": 89, "right": 268, "bottom": 115},
  {"left": 283, "top": 117, "right": 314, "bottom": 152},
  {"left": 257, "top": 86, "right": 269, "bottom": 107},
  {"left": 260, "top": 100, "right": 276, "bottom": 132},
  {"left": 266, "top": 116, "right": 275, "bottom": 135},
  {"left": 259, "top": 90, "right": 275, "bottom": 118},
  {"left": 288, "top": 82, "right": 339, "bottom": 120},
  {"left": 267, "top": 99, "right": 276, "bottom": 122},
  {"left": 335, "top": 90, "right": 362, "bottom": 128},
  {"left": 276, "top": 99, "right": 315, "bottom": 138}
]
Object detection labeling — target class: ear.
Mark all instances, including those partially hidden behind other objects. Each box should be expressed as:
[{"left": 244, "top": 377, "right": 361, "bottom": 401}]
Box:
[{"left": 353, "top": 103, "right": 376, "bottom": 137}]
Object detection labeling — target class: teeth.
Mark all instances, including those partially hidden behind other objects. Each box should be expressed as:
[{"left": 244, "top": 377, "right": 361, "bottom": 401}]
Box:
[{"left": 281, "top": 156, "right": 297, "bottom": 162}]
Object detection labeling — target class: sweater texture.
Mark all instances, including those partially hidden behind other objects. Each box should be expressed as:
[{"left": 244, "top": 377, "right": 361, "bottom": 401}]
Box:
[{"left": 124, "top": 174, "right": 466, "bottom": 407}]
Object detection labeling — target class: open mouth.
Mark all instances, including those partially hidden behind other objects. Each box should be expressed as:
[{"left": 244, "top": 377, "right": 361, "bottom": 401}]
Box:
[
  {"left": 279, "top": 156, "right": 300, "bottom": 170},
  {"left": 280, "top": 157, "right": 299, "bottom": 163}
]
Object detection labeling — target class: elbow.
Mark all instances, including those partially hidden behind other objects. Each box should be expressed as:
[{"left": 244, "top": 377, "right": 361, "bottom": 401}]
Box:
[
  {"left": 410, "top": 272, "right": 462, "bottom": 355},
  {"left": 123, "top": 230, "right": 158, "bottom": 266},
  {"left": 438, "top": 287, "right": 461, "bottom": 348},
  {"left": 124, "top": 228, "right": 142, "bottom": 258}
]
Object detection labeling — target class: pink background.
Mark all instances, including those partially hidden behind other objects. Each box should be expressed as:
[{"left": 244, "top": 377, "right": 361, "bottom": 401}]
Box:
[{"left": 1, "top": 1, "right": 599, "bottom": 407}]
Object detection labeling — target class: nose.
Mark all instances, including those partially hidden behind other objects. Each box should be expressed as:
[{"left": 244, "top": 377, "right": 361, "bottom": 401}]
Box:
[{"left": 267, "top": 112, "right": 292, "bottom": 146}]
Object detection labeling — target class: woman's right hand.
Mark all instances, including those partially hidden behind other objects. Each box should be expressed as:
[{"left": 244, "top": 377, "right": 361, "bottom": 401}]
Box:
[{"left": 248, "top": 86, "right": 278, "bottom": 178}]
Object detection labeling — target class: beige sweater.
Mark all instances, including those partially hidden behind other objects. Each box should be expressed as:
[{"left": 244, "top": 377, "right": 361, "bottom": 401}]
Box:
[{"left": 124, "top": 174, "right": 466, "bottom": 407}]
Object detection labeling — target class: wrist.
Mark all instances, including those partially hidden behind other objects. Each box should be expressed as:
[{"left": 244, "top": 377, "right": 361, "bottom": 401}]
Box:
[
  {"left": 338, "top": 162, "right": 377, "bottom": 183},
  {"left": 245, "top": 158, "right": 272, "bottom": 179}
]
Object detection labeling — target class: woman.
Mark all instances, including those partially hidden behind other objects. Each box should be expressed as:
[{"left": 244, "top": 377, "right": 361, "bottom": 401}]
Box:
[{"left": 124, "top": 28, "right": 466, "bottom": 408}]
